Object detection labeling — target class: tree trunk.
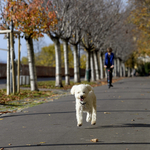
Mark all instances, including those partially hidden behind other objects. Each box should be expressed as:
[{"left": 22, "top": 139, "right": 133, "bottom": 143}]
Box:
[
  {"left": 90, "top": 51, "right": 96, "bottom": 82},
  {"left": 120, "top": 60, "right": 122, "bottom": 77},
  {"left": 99, "top": 52, "right": 104, "bottom": 79},
  {"left": 17, "top": 35, "right": 21, "bottom": 93},
  {"left": 26, "top": 36, "right": 39, "bottom": 91},
  {"left": 73, "top": 44, "right": 80, "bottom": 83},
  {"left": 122, "top": 63, "right": 126, "bottom": 77},
  {"left": 63, "top": 40, "right": 70, "bottom": 85},
  {"left": 54, "top": 38, "right": 63, "bottom": 87},
  {"left": 103, "top": 54, "right": 107, "bottom": 78},
  {"left": 10, "top": 32, "right": 16, "bottom": 94},
  {"left": 117, "top": 58, "right": 120, "bottom": 77},
  {"left": 85, "top": 49, "right": 91, "bottom": 82},
  {"left": 114, "top": 59, "right": 117, "bottom": 77},
  {"left": 7, "top": 33, "right": 10, "bottom": 95},
  {"left": 128, "top": 67, "right": 131, "bottom": 77},
  {"left": 93, "top": 50, "right": 100, "bottom": 80},
  {"left": 48, "top": 33, "right": 63, "bottom": 87}
]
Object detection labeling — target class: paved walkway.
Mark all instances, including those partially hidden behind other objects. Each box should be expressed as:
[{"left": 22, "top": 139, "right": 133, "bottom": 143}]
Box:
[{"left": 1, "top": 77, "right": 150, "bottom": 150}]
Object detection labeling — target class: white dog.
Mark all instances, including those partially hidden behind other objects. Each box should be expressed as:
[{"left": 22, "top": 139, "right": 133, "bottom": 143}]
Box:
[{"left": 71, "top": 84, "right": 96, "bottom": 127}]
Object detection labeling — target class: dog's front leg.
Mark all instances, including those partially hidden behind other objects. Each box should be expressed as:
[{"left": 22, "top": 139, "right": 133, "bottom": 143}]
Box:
[
  {"left": 76, "top": 105, "right": 83, "bottom": 127},
  {"left": 91, "top": 104, "right": 96, "bottom": 125},
  {"left": 86, "top": 111, "right": 92, "bottom": 122}
]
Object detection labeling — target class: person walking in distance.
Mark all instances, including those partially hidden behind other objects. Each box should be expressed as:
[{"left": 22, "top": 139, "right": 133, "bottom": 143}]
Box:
[{"left": 104, "top": 47, "right": 114, "bottom": 88}]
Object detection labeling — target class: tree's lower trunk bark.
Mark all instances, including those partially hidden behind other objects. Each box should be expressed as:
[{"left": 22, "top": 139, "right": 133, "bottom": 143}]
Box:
[
  {"left": 73, "top": 44, "right": 80, "bottom": 83},
  {"left": 122, "top": 63, "right": 126, "bottom": 77},
  {"left": 63, "top": 40, "right": 70, "bottom": 85},
  {"left": 90, "top": 51, "right": 96, "bottom": 82},
  {"left": 131, "top": 68, "right": 134, "bottom": 77},
  {"left": 54, "top": 38, "right": 63, "bottom": 87},
  {"left": 93, "top": 50, "right": 100, "bottom": 80},
  {"left": 26, "top": 36, "right": 39, "bottom": 91},
  {"left": 99, "top": 53, "right": 103, "bottom": 79},
  {"left": 120, "top": 60, "right": 122, "bottom": 77},
  {"left": 85, "top": 49, "right": 91, "bottom": 82},
  {"left": 117, "top": 58, "right": 120, "bottom": 77},
  {"left": 128, "top": 68, "right": 131, "bottom": 77},
  {"left": 114, "top": 59, "right": 117, "bottom": 77},
  {"left": 103, "top": 54, "right": 107, "bottom": 78}
]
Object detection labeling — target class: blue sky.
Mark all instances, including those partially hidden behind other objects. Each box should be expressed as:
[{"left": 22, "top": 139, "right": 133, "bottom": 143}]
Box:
[{"left": 0, "top": 34, "right": 52, "bottom": 63}]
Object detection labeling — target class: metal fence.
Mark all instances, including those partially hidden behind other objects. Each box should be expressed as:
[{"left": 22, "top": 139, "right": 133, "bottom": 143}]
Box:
[{"left": 0, "top": 63, "right": 85, "bottom": 78}]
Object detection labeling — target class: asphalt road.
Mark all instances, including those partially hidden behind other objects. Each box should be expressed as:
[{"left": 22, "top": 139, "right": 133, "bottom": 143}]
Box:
[{"left": 1, "top": 77, "right": 150, "bottom": 150}]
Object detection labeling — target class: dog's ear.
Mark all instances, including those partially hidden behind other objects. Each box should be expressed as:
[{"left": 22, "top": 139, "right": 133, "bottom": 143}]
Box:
[
  {"left": 86, "top": 84, "right": 93, "bottom": 92},
  {"left": 70, "top": 85, "right": 78, "bottom": 95}
]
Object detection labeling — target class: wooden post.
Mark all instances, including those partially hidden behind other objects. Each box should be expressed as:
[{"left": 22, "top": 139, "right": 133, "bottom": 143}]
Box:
[
  {"left": 17, "top": 35, "right": 20, "bottom": 93},
  {"left": 7, "top": 33, "right": 10, "bottom": 95}
]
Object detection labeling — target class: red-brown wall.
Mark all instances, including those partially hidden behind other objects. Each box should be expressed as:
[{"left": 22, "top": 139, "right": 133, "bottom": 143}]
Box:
[{"left": 0, "top": 63, "right": 85, "bottom": 78}]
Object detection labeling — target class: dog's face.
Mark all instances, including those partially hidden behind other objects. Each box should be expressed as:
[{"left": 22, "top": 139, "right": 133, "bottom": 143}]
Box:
[{"left": 71, "top": 84, "right": 93, "bottom": 102}]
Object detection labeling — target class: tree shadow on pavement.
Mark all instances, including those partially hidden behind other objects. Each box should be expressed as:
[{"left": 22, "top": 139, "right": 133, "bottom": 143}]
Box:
[
  {"left": 1, "top": 111, "right": 76, "bottom": 118},
  {"left": 97, "top": 109, "right": 150, "bottom": 112},
  {"left": 85, "top": 123, "right": 150, "bottom": 129},
  {"left": 3, "top": 141, "right": 150, "bottom": 149},
  {"left": 97, "top": 98, "right": 150, "bottom": 101}
]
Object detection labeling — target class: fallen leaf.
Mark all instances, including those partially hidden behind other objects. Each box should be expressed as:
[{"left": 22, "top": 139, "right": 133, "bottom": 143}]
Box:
[
  {"left": 91, "top": 138, "right": 98, "bottom": 142},
  {"left": 8, "top": 143, "right": 12, "bottom": 145},
  {"left": 131, "top": 119, "right": 135, "bottom": 121},
  {"left": 40, "top": 142, "right": 46, "bottom": 144},
  {"left": 24, "top": 111, "right": 28, "bottom": 113},
  {"left": 26, "top": 144, "right": 31, "bottom": 146},
  {"left": 121, "top": 101, "right": 124, "bottom": 102},
  {"left": 0, "top": 148, "right": 4, "bottom": 150},
  {"left": 48, "top": 114, "right": 51, "bottom": 116},
  {"left": 104, "top": 112, "right": 111, "bottom": 114},
  {"left": 0, "top": 118, "right": 4, "bottom": 120}
]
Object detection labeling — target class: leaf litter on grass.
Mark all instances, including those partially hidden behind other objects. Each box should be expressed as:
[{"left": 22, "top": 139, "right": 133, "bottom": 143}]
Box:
[{"left": 0, "top": 89, "right": 69, "bottom": 115}]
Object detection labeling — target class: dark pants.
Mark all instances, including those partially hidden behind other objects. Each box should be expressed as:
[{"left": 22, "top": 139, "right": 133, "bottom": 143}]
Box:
[{"left": 106, "top": 68, "right": 113, "bottom": 85}]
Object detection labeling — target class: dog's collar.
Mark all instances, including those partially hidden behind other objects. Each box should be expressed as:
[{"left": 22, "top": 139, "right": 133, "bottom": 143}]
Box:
[{"left": 80, "top": 101, "right": 86, "bottom": 105}]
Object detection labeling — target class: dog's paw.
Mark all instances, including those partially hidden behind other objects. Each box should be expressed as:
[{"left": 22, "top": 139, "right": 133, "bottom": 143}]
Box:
[
  {"left": 91, "top": 122, "right": 96, "bottom": 125},
  {"left": 77, "top": 123, "right": 82, "bottom": 127}
]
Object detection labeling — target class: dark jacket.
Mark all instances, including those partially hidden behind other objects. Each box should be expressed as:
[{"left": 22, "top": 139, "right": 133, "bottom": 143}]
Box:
[{"left": 105, "top": 52, "right": 114, "bottom": 66}]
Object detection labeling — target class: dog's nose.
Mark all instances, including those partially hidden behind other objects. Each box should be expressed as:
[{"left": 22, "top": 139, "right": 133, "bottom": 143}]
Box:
[{"left": 80, "top": 96, "right": 84, "bottom": 99}]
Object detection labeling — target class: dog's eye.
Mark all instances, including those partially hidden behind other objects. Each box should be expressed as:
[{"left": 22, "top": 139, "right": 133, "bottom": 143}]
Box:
[{"left": 83, "top": 92, "right": 85, "bottom": 93}]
